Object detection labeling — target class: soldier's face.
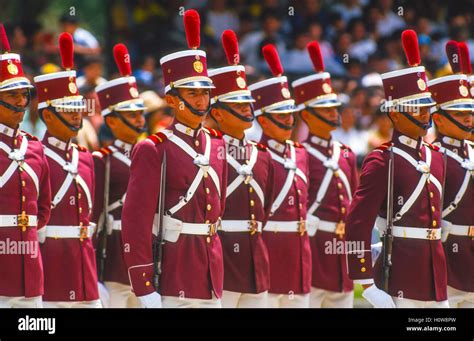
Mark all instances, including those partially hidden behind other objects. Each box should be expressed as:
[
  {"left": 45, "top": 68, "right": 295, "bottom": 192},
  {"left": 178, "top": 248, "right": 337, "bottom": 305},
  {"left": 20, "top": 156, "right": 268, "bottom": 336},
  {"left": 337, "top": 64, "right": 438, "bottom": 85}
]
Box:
[
  {"left": 392, "top": 106, "right": 431, "bottom": 138},
  {"left": 433, "top": 110, "right": 473, "bottom": 140},
  {"left": 167, "top": 88, "right": 210, "bottom": 128},
  {"left": 107, "top": 110, "right": 145, "bottom": 142},
  {"left": 301, "top": 107, "right": 339, "bottom": 132},
  {"left": 211, "top": 102, "right": 253, "bottom": 134},
  {"left": 0, "top": 89, "right": 29, "bottom": 127},
  {"left": 43, "top": 108, "right": 82, "bottom": 140},
  {"left": 258, "top": 113, "right": 294, "bottom": 142}
]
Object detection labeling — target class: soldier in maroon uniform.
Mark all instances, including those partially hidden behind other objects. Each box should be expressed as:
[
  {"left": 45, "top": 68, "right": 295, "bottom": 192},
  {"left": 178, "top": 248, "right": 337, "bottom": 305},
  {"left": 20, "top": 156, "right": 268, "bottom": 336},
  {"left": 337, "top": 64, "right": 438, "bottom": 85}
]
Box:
[
  {"left": 205, "top": 30, "right": 273, "bottom": 308},
  {"left": 35, "top": 33, "right": 100, "bottom": 308},
  {"left": 429, "top": 41, "right": 473, "bottom": 308},
  {"left": 247, "top": 45, "right": 311, "bottom": 308},
  {"left": 291, "top": 41, "right": 358, "bottom": 308},
  {"left": 92, "top": 43, "right": 145, "bottom": 308},
  {"left": 345, "top": 30, "right": 448, "bottom": 308},
  {"left": 0, "top": 24, "right": 51, "bottom": 308},
  {"left": 121, "top": 10, "right": 227, "bottom": 308}
]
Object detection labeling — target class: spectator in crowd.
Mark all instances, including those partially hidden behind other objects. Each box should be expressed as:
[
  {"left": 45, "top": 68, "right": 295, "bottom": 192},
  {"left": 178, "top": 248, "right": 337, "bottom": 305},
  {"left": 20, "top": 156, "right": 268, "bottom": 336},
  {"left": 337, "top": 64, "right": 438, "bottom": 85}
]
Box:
[
  {"left": 76, "top": 55, "right": 107, "bottom": 93},
  {"left": 60, "top": 13, "right": 101, "bottom": 69},
  {"left": 139, "top": 90, "right": 174, "bottom": 136},
  {"left": 374, "top": 0, "right": 405, "bottom": 38},
  {"left": 240, "top": 8, "right": 286, "bottom": 70},
  {"left": 332, "top": 105, "right": 369, "bottom": 163},
  {"left": 367, "top": 108, "right": 392, "bottom": 151},
  {"left": 207, "top": 0, "right": 240, "bottom": 40},
  {"left": 348, "top": 19, "right": 377, "bottom": 63}
]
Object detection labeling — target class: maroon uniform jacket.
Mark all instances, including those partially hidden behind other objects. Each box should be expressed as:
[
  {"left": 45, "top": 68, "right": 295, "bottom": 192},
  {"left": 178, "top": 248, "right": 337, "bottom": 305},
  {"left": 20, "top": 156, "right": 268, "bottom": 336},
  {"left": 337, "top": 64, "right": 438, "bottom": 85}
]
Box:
[
  {"left": 303, "top": 134, "right": 358, "bottom": 293},
  {"left": 219, "top": 134, "right": 273, "bottom": 294},
  {"left": 121, "top": 122, "right": 227, "bottom": 299},
  {"left": 40, "top": 133, "right": 98, "bottom": 302},
  {"left": 345, "top": 131, "right": 448, "bottom": 302},
  {"left": 433, "top": 135, "right": 473, "bottom": 293},
  {"left": 92, "top": 139, "right": 133, "bottom": 285},
  {"left": 0, "top": 124, "right": 51, "bottom": 297},
  {"left": 259, "top": 134, "right": 312, "bottom": 295}
]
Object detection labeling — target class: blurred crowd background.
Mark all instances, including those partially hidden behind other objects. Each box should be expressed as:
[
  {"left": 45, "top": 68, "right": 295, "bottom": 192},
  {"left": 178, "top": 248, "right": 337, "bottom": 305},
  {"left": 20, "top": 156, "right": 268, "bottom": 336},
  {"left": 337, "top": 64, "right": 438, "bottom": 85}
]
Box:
[{"left": 1, "top": 0, "right": 472, "bottom": 168}]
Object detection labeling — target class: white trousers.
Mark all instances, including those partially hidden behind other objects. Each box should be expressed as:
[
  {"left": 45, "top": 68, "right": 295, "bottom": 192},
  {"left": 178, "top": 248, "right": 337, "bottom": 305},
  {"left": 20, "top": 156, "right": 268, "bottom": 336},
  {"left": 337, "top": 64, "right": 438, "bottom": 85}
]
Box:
[
  {"left": 267, "top": 293, "right": 310, "bottom": 308},
  {"left": 309, "top": 287, "right": 354, "bottom": 308},
  {"left": 43, "top": 299, "right": 102, "bottom": 308},
  {"left": 221, "top": 290, "right": 268, "bottom": 308},
  {"left": 0, "top": 295, "right": 42, "bottom": 308},
  {"left": 392, "top": 296, "right": 449, "bottom": 308},
  {"left": 104, "top": 281, "right": 140, "bottom": 308},
  {"left": 448, "top": 286, "right": 474, "bottom": 308},
  {"left": 161, "top": 293, "right": 222, "bottom": 308}
]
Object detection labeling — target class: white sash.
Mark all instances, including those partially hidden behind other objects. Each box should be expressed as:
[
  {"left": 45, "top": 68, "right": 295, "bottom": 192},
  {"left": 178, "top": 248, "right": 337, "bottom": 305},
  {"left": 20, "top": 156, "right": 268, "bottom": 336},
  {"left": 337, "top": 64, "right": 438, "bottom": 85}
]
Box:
[
  {"left": 439, "top": 144, "right": 473, "bottom": 218},
  {"left": 44, "top": 146, "right": 92, "bottom": 211},
  {"left": 392, "top": 146, "right": 442, "bottom": 222},
  {"left": 0, "top": 135, "right": 39, "bottom": 195},
  {"left": 167, "top": 131, "right": 221, "bottom": 215},
  {"left": 269, "top": 144, "right": 307, "bottom": 216},
  {"left": 304, "top": 141, "right": 352, "bottom": 215},
  {"left": 226, "top": 143, "right": 265, "bottom": 205}
]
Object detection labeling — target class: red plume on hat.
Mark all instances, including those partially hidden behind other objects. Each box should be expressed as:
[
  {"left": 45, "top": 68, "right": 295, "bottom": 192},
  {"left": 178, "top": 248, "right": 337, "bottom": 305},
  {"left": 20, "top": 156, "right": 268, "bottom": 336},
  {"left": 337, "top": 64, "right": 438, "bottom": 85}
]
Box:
[
  {"left": 307, "top": 41, "right": 324, "bottom": 72},
  {"left": 262, "top": 44, "right": 283, "bottom": 77},
  {"left": 113, "top": 43, "right": 132, "bottom": 76},
  {"left": 401, "top": 30, "right": 420, "bottom": 67},
  {"left": 458, "top": 42, "right": 472, "bottom": 75},
  {"left": 0, "top": 23, "right": 11, "bottom": 53},
  {"left": 222, "top": 29, "right": 239, "bottom": 65},
  {"left": 445, "top": 40, "right": 461, "bottom": 73},
  {"left": 59, "top": 32, "right": 74, "bottom": 70},
  {"left": 184, "top": 9, "right": 200, "bottom": 49}
]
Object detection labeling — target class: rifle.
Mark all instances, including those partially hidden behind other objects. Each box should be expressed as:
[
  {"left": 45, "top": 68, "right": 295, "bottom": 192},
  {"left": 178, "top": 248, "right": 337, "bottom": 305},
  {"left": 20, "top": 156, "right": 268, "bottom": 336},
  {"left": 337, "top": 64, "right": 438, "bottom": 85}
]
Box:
[
  {"left": 381, "top": 146, "right": 394, "bottom": 292},
  {"left": 97, "top": 154, "right": 111, "bottom": 282},
  {"left": 153, "top": 153, "right": 167, "bottom": 292}
]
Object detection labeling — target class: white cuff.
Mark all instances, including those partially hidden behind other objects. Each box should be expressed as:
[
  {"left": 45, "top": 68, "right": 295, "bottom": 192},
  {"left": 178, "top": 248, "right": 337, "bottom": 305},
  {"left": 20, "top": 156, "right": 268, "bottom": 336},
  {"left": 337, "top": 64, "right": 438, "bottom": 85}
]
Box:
[
  {"left": 138, "top": 291, "right": 162, "bottom": 308},
  {"left": 354, "top": 278, "right": 374, "bottom": 285}
]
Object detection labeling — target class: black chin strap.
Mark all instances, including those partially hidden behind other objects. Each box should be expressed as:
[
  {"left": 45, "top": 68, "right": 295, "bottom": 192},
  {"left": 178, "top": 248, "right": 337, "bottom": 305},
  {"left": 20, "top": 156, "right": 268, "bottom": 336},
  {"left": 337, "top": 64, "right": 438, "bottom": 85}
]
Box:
[
  {"left": 112, "top": 111, "right": 147, "bottom": 134},
  {"left": 263, "top": 112, "right": 296, "bottom": 131},
  {"left": 0, "top": 90, "right": 31, "bottom": 113},
  {"left": 386, "top": 109, "right": 432, "bottom": 130},
  {"left": 169, "top": 88, "right": 211, "bottom": 117},
  {"left": 437, "top": 109, "right": 473, "bottom": 133},
  {"left": 307, "top": 107, "right": 340, "bottom": 127},
  {"left": 40, "top": 106, "right": 83, "bottom": 132},
  {"left": 211, "top": 101, "right": 255, "bottom": 123}
]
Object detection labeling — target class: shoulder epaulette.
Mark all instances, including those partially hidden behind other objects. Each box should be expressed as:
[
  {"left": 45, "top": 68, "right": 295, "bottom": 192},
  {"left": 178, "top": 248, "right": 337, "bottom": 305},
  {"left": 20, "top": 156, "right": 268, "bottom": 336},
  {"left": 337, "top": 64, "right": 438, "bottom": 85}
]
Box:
[
  {"left": 373, "top": 141, "right": 392, "bottom": 153},
  {"left": 21, "top": 131, "right": 38, "bottom": 141},
  {"left": 147, "top": 131, "right": 169, "bottom": 145},
  {"left": 72, "top": 143, "right": 88, "bottom": 152},
  {"left": 249, "top": 140, "right": 268, "bottom": 151},
  {"left": 423, "top": 141, "right": 440, "bottom": 152},
  {"left": 286, "top": 140, "right": 303, "bottom": 148},
  {"left": 93, "top": 146, "right": 113, "bottom": 158},
  {"left": 203, "top": 127, "right": 223, "bottom": 138}
]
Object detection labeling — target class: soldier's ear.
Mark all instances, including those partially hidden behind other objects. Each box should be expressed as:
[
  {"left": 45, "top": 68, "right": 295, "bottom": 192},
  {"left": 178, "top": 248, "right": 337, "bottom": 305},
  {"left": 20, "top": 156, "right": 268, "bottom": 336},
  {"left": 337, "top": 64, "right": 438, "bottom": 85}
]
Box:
[
  {"left": 210, "top": 107, "right": 223, "bottom": 122},
  {"left": 432, "top": 113, "right": 442, "bottom": 127},
  {"left": 41, "top": 108, "right": 55, "bottom": 124},
  {"left": 165, "top": 94, "right": 177, "bottom": 109},
  {"left": 257, "top": 115, "right": 267, "bottom": 128}
]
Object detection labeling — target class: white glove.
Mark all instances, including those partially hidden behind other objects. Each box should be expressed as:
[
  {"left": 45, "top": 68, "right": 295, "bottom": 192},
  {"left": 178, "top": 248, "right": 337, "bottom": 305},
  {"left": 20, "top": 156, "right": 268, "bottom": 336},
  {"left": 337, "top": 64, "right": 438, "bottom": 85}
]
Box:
[
  {"left": 441, "top": 226, "right": 450, "bottom": 243},
  {"left": 362, "top": 284, "right": 396, "bottom": 308},
  {"left": 370, "top": 242, "right": 383, "bottom": 265},
  {"left": 139, "top": 291, "right": 162, "bottom": 308},
  {"left": 98, "top": 282, "right": 110, "bottom": 308},
  {"left": 306, "top": 215, "right": 320, "bottom": 237},
  {"left": 37, "top": 227, "right": 46, "bottom": 243}
]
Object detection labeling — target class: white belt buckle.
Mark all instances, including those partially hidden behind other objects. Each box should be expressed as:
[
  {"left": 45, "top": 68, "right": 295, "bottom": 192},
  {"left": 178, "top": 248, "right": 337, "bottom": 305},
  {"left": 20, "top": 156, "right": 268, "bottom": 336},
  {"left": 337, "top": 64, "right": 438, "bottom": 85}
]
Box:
[
  {"left": 63, "top": 162, "right": 78, "bottom": 177},
  {"left": 284, "top": 159, "right": 296, "bottom": 170},
  {"left": 416, "top": 161, "right": 430, "bottom": 174}
]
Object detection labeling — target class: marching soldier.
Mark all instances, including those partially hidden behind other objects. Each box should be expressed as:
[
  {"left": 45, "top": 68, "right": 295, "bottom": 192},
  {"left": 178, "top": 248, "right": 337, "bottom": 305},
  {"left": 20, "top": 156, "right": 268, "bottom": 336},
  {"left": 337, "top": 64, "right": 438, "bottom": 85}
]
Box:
[
  {"left": 121, "top": 10, "right": 227, "bottom": 308},
  {"left": 345, "top": 30, "right": 449, "bottom": 308},
  {"left": 92, "top": 43, "right": 145, "bottom": 308},
  {"left": 206, "top": 30, "right": 273, "bottom": 308},
  {"left": 291, "top": 41, "right": 358, "bottom": 308},
  {"left": 429, "top": 41, "right": 473, "bottom": 308},
  {"left": 34, "top": 33, "right": 101, "bottom": 308},
  {"left": 0, "top": 24, "right": 51, "bottom": 308},
  {"left": 248, "top": 44, "right": 312, "bottom": 308}
]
